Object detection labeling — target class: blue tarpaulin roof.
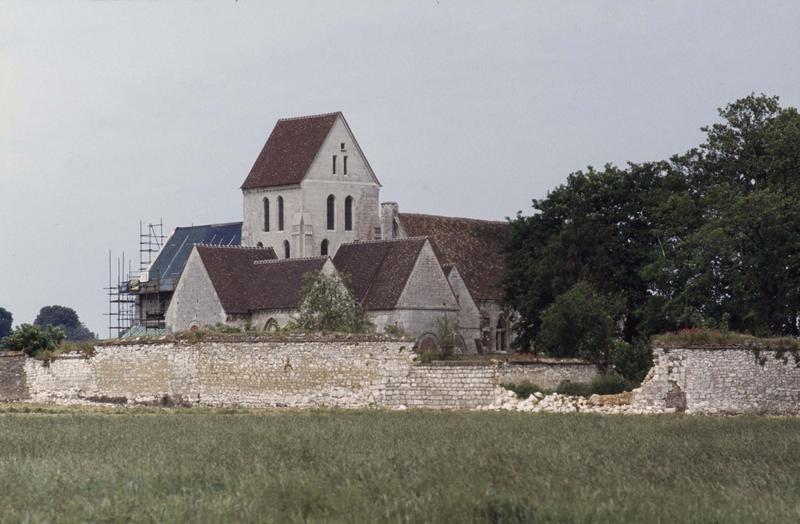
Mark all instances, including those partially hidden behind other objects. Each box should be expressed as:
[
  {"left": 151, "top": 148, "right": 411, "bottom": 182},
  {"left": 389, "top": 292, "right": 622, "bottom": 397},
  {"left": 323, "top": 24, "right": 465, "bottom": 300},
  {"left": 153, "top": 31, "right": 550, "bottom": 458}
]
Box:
[{"left": 146, "top": 222, "right": 242, "bottom": 292}]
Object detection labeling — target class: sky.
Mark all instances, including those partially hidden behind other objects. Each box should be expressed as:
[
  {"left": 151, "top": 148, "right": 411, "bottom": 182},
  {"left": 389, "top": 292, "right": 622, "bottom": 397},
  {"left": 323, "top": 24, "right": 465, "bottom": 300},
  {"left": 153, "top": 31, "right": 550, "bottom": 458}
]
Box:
[{"left": 1, "top": 1, "right": 799, "bottom": 338}]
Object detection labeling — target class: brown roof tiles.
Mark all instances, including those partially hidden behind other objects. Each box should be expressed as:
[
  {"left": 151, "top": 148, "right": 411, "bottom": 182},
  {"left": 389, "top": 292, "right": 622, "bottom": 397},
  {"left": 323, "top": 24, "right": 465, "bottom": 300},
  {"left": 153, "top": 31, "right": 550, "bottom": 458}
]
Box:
[
  {"left": 397, "top": 213, "right": 509, "bottom": 301},
  {"left": 241, "top": 112, "right": 340, "bottom": 190},
  {"left": 333, "top": 238, "right": 428, "bottom": 310},
  {"left": 195, "top": 245, "right": 327, "bottom": 313}
]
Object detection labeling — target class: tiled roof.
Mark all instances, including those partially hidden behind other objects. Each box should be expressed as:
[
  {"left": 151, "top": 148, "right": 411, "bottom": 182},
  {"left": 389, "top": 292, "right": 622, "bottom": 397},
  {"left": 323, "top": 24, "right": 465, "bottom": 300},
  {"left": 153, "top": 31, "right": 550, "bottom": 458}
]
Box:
[
  {"left": 196, "top": 246, "right": 326, "bottom": 314},
  {"left": 333, "top": 238, "right": 427, "bottom": 310},
  {"left": 241, "top": 112, "right": 340, "bottom": 190},
  {"left": 145, "top": 222, "right": 242, "bottom": 292},
  {"left": 397, "top": 213, "right": 509, "bottom": 301}
]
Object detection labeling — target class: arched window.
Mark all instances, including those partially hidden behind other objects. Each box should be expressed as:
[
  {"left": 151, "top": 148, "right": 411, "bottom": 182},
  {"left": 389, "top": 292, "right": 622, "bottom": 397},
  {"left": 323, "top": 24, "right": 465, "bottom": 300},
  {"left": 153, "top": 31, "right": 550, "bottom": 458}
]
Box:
[
  {"left": 283, "top": 239, "right": 290, "bottom": 259},
  {"left": 326, "top": 194, "right": 335, "bottom": 230},
  {"left": 320, "top": 239, "right": 329, "bottom": 256},
  {"left": 277, "top": 196, "right": 284, "bottom": 231},
  {"left": 256, "top": 242, "right": 264, "bottom": 248},
  {"left": 344, "top": 196, "right": 353, "bottom": 231},
  {"left": 263, "top": 198, "right": 270, "bottom": 232},
  {"left": 495, "top": 316, "right": 508, "bottom": 352}
]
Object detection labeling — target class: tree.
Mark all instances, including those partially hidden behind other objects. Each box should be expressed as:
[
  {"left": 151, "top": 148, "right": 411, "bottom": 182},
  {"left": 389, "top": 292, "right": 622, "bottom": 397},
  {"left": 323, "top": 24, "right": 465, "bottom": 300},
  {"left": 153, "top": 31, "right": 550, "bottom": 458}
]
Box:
[
  {"left": 0, "top": 307, "right": 11, "bottom": 339},
  {"left": 535, "top": 281, "right": 617, "bottom": 366},
  {"left": 34, "top": 305, "right": 96, "bottom": 341},
  {"left": 434, "top": 314, "right": 459, "bottom": 357},
  {"left": 2, "top": 324, "right": 65, "bottom": 357},
  {"left": 504, "top": 94, "right": 800, "bottom": 350},
  {"left": 291, "top": 272, "right": 372, "bottom": 333}
]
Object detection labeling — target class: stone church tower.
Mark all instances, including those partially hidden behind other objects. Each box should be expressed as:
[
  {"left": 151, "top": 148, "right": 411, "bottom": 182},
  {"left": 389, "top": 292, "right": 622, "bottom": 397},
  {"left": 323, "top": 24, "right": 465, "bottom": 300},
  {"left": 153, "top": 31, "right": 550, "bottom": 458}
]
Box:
[{"left": 240, "top": 112, "right": 381, "bottom": 257}]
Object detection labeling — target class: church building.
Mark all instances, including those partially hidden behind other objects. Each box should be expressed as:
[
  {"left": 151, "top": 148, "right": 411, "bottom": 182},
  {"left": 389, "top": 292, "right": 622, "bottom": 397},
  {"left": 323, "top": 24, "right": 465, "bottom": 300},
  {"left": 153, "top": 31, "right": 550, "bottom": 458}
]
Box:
[{"left": 160, "top": 111, "right": 513, "bottom": 353}]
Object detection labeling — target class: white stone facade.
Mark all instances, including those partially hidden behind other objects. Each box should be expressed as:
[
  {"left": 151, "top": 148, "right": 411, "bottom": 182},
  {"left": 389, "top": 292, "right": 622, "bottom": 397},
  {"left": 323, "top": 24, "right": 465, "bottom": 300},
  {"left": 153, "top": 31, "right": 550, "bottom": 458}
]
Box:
[
  {"left": 165, "top": 249, "right": 226, "bottom": 331},
  {"left": 241, "top": 116, "right": 381, "bottom": 257}
]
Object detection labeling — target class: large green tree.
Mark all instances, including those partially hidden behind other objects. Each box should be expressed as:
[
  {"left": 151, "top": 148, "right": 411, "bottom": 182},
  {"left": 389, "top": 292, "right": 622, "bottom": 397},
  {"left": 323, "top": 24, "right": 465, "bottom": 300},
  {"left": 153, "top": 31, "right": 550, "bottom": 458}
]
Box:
[
  {"left": 504, "top": 94, "right": 800, "bottom": 350},
  {"left": 0, "top": 307, "right": 12, "bottom": 339},
  {"left": 34, "top": 305, "right": 96, "bottom": 341}
]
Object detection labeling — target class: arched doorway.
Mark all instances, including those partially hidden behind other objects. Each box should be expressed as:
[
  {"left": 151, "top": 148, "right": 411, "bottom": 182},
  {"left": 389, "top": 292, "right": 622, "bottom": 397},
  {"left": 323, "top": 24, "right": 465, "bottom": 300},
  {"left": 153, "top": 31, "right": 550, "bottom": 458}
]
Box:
[{"left": 416, "top": 333, "right": 439, "bottom": 354}]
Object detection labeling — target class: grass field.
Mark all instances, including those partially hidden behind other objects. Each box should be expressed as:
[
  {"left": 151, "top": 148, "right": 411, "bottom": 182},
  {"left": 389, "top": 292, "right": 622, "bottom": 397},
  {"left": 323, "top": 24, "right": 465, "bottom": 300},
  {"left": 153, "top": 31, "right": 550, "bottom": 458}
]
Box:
[{"left": 0, "top": 407, "right": 799, "bottom": 523}]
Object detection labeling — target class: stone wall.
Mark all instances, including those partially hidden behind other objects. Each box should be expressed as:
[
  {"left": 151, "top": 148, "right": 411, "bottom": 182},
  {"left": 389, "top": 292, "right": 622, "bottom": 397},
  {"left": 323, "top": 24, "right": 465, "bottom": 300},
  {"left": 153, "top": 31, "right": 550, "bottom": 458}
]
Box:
[
  {"left": 1, "top": 337, "right": 600, "bottom": 410},
  {"left": 633, "top": 346, "right": 800, "bottom": 414},
  {"left": 15, "top": 338, "right": 506, "bottom": 409},
  {"left": 497, "top": 360, "right": 600, "bottom": 390},
  {"left": 0, "top": 352, "right": 28, "bottom": 401}
]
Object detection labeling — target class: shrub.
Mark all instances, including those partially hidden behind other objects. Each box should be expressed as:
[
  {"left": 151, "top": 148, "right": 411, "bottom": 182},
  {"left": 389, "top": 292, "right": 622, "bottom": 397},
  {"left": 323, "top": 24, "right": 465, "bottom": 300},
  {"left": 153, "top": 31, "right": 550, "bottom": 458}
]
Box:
[
  {"left": 535, "top": 281, "right": 617, "bottom": 366},
  {"left": 384, "top": 324, "right": 406, "bottom": 337},
  {"left": 652, "top": 328, "right": 800, "bottom": 350},
  {"left": 610, "top": 339, "right": 653, "bottom": 383},
  {"left": 212, "top": 323, "right": 244, "bottom": 334},
  {"left": 418, "top": 350, "right": 437, "bottom": 364},
  {"left": 291, "top": 272, "right": 372, "bottom": 333},
  {"left": 2, "top": 324, "right": 65, "bottom": 357},
  {"left": 501, "top": 381, "right": 547, "bottom": 399},
  {"left": 556, "top": 373, "right": 633, "bottom": 397}
]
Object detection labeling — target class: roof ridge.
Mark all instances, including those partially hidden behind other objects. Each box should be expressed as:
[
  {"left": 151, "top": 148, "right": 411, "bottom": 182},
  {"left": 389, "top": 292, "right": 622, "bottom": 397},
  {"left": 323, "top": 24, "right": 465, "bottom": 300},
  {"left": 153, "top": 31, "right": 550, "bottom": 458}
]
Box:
[
  {"left": 277, "top": 111, "right": 341, "bottom": 122},
  {"left": 250, "top": 256, "right": 328, "bottom": 264},
  {"left": 399, "top": 212, "right": 508, "bottom": 225},
  {"left": 338, "top": 236, "right": 428, "bottom": 247},
  {"left": 196, "top": 244, "right": 274, "bottom": 250},
  {"left": 175, "top": 221, "right": 243, "bottom": 230}
]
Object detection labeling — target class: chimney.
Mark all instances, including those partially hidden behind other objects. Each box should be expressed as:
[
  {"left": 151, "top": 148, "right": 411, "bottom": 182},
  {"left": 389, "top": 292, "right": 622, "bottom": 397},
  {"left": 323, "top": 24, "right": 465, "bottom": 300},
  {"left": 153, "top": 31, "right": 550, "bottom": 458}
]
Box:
[{"left": 380, "top": 202, "right": 400, "bottom": 240}]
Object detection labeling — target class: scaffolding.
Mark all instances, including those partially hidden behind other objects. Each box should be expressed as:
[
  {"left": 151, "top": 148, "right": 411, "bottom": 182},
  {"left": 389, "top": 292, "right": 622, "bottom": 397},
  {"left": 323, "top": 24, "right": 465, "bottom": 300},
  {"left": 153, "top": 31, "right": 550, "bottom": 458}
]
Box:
[
  {"left": 105, "top": 220, "right": 166, "bottom": 338},
  {"left": 104, "top": 251, "right": 135, "bottom": 339},
  {"left": 136, "top": 220, "right": 166, "bottom": 331},
  {"left": 139, "top": 220, "right": 165, "bottom": 272}
]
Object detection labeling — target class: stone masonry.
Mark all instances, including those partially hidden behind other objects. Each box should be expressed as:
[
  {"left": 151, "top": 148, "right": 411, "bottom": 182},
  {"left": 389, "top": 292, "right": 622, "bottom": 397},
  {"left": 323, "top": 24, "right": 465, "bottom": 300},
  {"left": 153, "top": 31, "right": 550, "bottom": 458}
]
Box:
[
  {"left": 633, "top": 346, "right": 800, "bottom": 414},
  {"left": 1, "top": 336, "right": 598, "bottom": 409}
]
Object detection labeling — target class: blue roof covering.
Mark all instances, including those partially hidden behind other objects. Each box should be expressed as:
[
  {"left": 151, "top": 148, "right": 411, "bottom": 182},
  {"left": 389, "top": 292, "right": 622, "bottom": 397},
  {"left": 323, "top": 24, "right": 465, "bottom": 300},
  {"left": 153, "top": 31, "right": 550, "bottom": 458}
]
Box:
[{"left": 146, "top": 222, "right": 242, "bottom": 291}]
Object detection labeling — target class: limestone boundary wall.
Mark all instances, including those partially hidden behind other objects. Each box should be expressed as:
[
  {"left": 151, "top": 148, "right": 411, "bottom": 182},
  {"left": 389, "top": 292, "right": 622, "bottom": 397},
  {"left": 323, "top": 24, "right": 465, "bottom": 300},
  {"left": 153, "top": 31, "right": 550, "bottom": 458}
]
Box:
[
  {"left": 497, "top": 360, "right": 600, "bottom": 390},
  {"left": 633, "top": 346, "right": 800, "bottom": 414},
  {"left": 0, "top": 352, "right": 27, "bottom": 401},
  {"left": 0, "top": 339, "right": 599, "bottom": 409}
]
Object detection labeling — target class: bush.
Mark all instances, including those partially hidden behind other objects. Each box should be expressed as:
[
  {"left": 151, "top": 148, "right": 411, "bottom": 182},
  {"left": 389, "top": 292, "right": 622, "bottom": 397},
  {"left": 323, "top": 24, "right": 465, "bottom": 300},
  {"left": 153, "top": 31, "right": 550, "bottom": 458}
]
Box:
[
  {"left": 535, "top": 281, "right": 617, "bottom": 366},
  {"left": 610, "top": 339, "right": 653, "bottom": 383},
  {"left": 384, "top": 324, "right": 406, "bottom": 337},
  {"left": 418, "top": 350, "right": 437, "bottom": 364},
  {"left": 212, "top": 323, "right": 245, "bottom": 334},
  {"left": 556, "top": 373, "right": 633, "bottom": 397},
  {"left": 501, "top": 381, "right": 546, "bottom": 399},
  {"left": 2, "top": 324, "right": 65, "bottom": 357}
]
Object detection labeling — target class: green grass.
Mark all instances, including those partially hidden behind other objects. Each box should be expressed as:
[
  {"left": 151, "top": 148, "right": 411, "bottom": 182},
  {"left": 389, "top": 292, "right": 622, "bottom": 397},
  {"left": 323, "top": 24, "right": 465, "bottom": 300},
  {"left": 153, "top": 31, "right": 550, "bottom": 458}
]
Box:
[{"left": 1, "top": 408, "right": 799, "bottom": 523}]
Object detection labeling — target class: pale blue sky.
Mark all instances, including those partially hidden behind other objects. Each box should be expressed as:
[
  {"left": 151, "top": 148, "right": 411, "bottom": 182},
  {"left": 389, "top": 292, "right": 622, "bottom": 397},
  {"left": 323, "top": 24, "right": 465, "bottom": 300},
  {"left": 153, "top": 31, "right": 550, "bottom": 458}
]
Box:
[{"left": 1, "top": 1, "right": 799, "bottom": 337}]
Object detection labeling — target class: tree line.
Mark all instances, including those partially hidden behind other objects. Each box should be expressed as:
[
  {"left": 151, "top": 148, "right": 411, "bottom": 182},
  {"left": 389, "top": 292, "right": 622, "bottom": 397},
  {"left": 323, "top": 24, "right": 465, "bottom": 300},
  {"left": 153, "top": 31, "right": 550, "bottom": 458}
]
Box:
[
  {"left": 502, "top": 94, "right": 800, "bottom": 377},
  {"left": 0, "top": 305, "right": 96, "bottom": 354}
]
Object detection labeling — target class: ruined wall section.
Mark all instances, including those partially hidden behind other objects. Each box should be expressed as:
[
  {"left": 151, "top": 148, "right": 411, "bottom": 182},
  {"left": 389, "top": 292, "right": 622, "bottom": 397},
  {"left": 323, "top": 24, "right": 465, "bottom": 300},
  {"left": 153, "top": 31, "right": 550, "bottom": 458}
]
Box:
[
  {"left": 633, "top": 346, "right": 800, "bottom": 414},
  {"left": 0, "top": 352, "right": 28, "bottom": 401}
]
